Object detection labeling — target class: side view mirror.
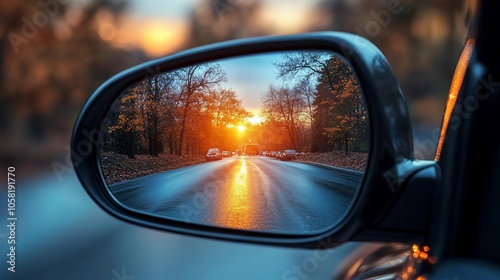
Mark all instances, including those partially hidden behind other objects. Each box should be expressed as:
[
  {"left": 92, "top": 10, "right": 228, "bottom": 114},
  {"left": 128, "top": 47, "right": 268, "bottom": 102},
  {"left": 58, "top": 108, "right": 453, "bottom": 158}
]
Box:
[{"left": 71, "top": 32, "right": 438, "bottom": 248}]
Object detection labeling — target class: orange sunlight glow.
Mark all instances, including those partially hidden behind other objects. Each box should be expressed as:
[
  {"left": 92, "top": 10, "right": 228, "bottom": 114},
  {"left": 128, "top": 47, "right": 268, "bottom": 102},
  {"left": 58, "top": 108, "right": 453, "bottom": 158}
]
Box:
[
  {"left": 247, "top": 114, "right": 263, "bottom": 125},
  {"left": 237, "top": 126, "right": 246, "bottom": 132},
  {"left": 140, "top": 23, "right": 185, "bottom": 57},
  {"left": 112, "top": 17, "right": 188, "bottom": 57},
  {"left": 435, "top": 38, "right": 475, "bottom": 161},
  {"left": 212, "top": 160, "right": 256, "bottom": 230},
  {"left": 259, "top": 4, "right": 316, "bottom": 33}
]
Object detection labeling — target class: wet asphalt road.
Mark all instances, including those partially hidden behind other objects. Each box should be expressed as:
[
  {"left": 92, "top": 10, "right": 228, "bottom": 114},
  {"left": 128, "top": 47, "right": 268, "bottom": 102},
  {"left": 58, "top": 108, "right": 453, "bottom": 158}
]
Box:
[
  {"left": 0, "top": 171, "right": 388, "bottom": 280},
  {"left": 109, "top": 156, "right": 363, "bottom": 233}
]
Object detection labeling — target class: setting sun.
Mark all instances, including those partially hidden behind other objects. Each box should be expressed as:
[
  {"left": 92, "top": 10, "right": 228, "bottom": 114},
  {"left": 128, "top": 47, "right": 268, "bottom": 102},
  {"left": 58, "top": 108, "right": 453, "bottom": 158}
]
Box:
[{"left": 237, "top": 126, "right": 246, "bottom": 132}]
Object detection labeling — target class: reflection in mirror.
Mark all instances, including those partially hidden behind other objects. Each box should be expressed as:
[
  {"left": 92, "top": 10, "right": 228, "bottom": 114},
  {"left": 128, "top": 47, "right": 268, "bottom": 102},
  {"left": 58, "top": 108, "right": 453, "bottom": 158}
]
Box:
[{"left": 98, "top": 50, "right": 369, "bottom": 234}]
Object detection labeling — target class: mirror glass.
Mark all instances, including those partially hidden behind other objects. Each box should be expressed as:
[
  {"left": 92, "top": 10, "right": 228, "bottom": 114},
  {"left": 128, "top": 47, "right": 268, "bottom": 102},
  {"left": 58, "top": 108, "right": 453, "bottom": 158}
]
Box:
[{"left": 98, "top": 50, "right": 369, "bottom": 234}]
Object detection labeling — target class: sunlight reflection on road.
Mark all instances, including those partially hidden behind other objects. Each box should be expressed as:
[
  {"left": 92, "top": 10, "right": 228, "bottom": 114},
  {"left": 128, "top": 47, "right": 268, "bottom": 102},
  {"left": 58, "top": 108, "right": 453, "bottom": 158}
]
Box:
[{"left": 213, "top": 159, "right": 257, "bottom": 230}]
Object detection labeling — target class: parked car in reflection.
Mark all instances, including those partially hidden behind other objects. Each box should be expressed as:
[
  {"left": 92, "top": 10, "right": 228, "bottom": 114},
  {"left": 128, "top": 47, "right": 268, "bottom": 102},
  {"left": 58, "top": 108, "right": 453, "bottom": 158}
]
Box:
[
  {"left": 221, "top": 150, "right": 231, "bottom": 157},
  {"left": 206, "top": 148, "right": 222, "bottom": 161},
  {"left": 280, "top": 149, "right": 297, "bottom": 161}
]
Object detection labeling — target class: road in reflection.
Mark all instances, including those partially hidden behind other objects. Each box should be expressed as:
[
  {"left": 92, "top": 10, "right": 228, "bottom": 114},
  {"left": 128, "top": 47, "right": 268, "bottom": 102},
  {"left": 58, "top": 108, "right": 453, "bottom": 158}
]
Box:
[{"left": 213, "top": 159, "right": 257, "bottom": 230}]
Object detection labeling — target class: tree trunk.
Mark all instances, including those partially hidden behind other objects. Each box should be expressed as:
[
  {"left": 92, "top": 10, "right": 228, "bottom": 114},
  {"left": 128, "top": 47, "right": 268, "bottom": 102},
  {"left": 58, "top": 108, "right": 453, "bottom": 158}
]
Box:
[
  {"left": 148, "top": 115, "right": 161, "bottom": 156},
  {"left": 127, "top": 131, "right": 135, "bottom": 159},
  {"left": 178, "top": 98, "right": 190, "bottom": 155},
  {"left": 169, "top": 134, "right": 174, "bottom": 155},
  {"left": 344, "top": 132, "right": 349, "bottom": 156}
]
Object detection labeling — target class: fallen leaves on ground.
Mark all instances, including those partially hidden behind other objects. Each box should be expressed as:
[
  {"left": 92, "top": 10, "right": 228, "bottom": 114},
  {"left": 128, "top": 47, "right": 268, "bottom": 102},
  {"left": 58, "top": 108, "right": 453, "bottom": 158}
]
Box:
[
  {"left": 100, "top": 151, "right": 206, "bottom": 185},
  {"left": 296, "top": 151, "right": 368, "bottom": 171}
]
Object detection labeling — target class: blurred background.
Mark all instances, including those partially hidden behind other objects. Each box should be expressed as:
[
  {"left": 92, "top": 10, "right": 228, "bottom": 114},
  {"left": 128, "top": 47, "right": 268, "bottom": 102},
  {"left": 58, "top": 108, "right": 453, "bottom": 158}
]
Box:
[
  {"left": 0, "top": 0, "right": 473, "bottom": 172},
  {"left": 0, "top": 0, "right": 473, "bottom": 279}
]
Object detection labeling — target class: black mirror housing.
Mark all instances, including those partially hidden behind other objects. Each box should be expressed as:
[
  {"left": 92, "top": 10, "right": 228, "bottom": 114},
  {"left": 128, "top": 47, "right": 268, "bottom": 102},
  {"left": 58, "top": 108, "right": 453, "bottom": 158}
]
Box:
[{"left": 71, "top": 32, "right": 436, "bottom": 248}]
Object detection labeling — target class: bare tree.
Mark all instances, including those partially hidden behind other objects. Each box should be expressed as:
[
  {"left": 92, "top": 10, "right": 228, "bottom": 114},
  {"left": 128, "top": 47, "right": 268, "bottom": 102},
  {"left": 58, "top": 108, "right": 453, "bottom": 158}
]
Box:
[
  {"left": 174, "top": 63, "right": 227, "bottom": 155},
  {"left": 274, "top": 51, "right": 335, "bottom": 86},
  {"left": 262, "top": 84, "right": 306, "bottom": 150}
]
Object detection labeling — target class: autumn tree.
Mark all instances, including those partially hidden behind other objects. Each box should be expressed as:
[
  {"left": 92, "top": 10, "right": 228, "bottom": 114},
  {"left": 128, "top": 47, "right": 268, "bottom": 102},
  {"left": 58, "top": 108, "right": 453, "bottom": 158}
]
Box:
[
  {"left": 274, "top": 51, "right": 368, "bottom": 154},
  {"left": 205, "top": 88, "right": 252, "bottom": 149},
  {"left": 104, "top": 71, "right": 182, "bottom": 158},
  {"left": 104, "top": 61, "right": 251, "bottom": 157},
  {"left": 106, "top": 80, "right": 148, "bottom": 159},
  {"left": 311, "top": 56, "right": 368, "bottom": 154}
]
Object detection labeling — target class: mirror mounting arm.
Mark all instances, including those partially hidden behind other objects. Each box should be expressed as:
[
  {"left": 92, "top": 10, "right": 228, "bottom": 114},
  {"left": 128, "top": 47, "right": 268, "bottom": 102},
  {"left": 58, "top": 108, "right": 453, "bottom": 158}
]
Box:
[{"left": 355, "top": 161, "right": 439, "bottom": 243}]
